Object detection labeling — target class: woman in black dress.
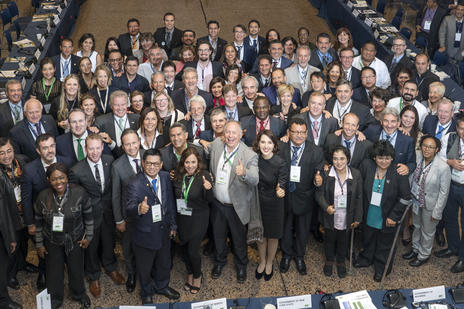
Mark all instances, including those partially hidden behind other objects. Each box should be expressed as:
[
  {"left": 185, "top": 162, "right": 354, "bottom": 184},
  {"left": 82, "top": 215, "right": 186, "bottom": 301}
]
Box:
[
  {"left": 173, "top": 147, "right": 214, "bottom": 294},
  {"left": 253, "top": 130, "right": 288, "bottom": 281}
]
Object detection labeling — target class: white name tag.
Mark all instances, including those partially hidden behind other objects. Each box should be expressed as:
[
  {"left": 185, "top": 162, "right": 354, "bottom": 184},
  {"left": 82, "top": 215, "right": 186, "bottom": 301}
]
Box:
[
  {"left": 290, "top": 166, "right": 301, "bottom": 183},
  {"left": 413, "top": 285, "right": 446, "bottom": 302},
  {"left": 151, "top": 204, "right": 162, "bottom": 222},
  {"left": 370, "top": 191, "right": 382, "bottom": 207},
  {"left": 216, "top": 169, "right": 228, "bottom": 185},
  {"left": 337, "top": 194, "right": 347, "bottom": 209},
  {"left": 424, "top": 21, "right": 431, "bottom": 31},
  {"left": 52, "top": 215, "right": 64, "bottom": 232},
  {"left": 176, "top": 199, "right": 192, "bottom": 216},
  {"left": 41, "top": 36, "right": 46, "bottom": 46},
  {"left": 456, "top": 33, "right": 462, "bottom": 42},
  {"left": 412, "top": 200, "right": 420, "bottom": 215},
  {"left": 353, "top": 9, "right": 360, "bottom": 17},
  {"left": 277, "top": 294, "right": 312, "bottom": 309},
  {"left": 411, "top": 181, "right": 420, "bottom": 199},
  {"left": 14, "top": 186, "right": 21, "bottom": 203}
]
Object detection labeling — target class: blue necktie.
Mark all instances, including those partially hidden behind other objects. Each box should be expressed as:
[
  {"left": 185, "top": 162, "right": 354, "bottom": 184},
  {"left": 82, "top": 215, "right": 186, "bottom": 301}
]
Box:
[
  {"left": 345, "top": 140, "right": 351, "bottom": 149},
  {"left": 152, "top": 179, "right": 157, "bottom": 192},
  {"left": 151, "top": 179, "right": 161, "bottom": 204},
  {"left": 289, "top": 146, "right": 301, "bottom": 193},
  {"left": 436, "top": 125, "right": 445, "bottom": 139},
  {"left": 63, "top": 59, "right": 70, "bottom": 78}
]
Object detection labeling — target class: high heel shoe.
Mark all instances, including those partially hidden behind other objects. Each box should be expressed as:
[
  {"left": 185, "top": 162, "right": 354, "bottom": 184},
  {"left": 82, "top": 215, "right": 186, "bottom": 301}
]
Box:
[
  {"left": 264, "top": 266, "right": 274, "bottom": 281},
  {"left": 190, "top": 274, "right": 203, "bottom": 295},
  {"left": 255, "top": 266, "right": 264, "bottom": 280}
]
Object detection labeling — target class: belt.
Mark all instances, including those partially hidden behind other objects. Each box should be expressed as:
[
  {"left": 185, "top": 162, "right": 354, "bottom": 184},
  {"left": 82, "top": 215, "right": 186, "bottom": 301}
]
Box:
[
  {"left": 451, "top": 180, "right": 464, "bottom": 187},
  {"left": 216, "top": 199, "right": 233, "bottom": 207}
]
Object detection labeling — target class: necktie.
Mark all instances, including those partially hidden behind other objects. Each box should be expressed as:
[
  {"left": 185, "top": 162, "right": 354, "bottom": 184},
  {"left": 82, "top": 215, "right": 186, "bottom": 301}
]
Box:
[
  {"left": 77, "top": 138, "right": 85, "bottom": 161},
  {"left": 228, "top": 111, "right": 234, "bottom": 120},
  {"left": 312, "top": 120, "right": 319, "bottom": 141},
  {"left": 300, "top": 69, "right": 307, "bottom": 83},
  {"left": 259, "top": 120, "right": 265, "bottom": 131},
  {"left": 118, "top": 118, "right": 124, "bottom": 137},
  {"left": 195, "top": 121, "right": 202, "bottom": 138},
  {"left": 151, "top": 179, "right": 161, "bottom": 204},
  {"left": 165, "top": 31, "right": 172, "bottom": 46},
  {"left": 35, "top": 123, "right": 42, "bottom": 136},
  {"left": 345, "top": 140, "right": 351, "bottom": 149},
  {"left": 272, "top": 60, "right": 278, "bottom": 70},
  {"left": 289, "top": 146, "right": 301, "bottom": 193},
  {"left": 94, "top": 163, "right": 103, "bottom": 192},
  {"left": 436, "top": 125, "right": 445, "bottom": 139},
  {"left": 264, "top": 78, "right": 269, "bottom": 87},
  {"left": 132, "top": 36, "right": 137, "bottom": 50},
  {"left": 236, "top": 45, "right": 242, "bottom": 59},
  {"left": 166, "top": 86, "right": 172, "bottom": 95},
  {"left": 133, "top": 158, "right": 141, "bottom": 174},
  {"left": 63, "top": 60, "right": 69, "bottom": 78},
  {"left": 322, "top": 56, "right": 329, "bottom": 67},
  {"left": 390, "top": 58, "right": 397, "bottom": 72},
  {"left": 13, "top": 105, "right": 20, "bottom": 123},
  {"left": 253, "top": 39, "right": 257, "bottom": 52},
  {"left": 386, "top": 135, "right": 391, "bottom": 141}
]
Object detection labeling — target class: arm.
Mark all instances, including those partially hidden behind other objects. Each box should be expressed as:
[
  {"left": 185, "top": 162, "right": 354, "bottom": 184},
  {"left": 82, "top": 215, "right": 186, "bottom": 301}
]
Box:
[
  {"left": 438, "top": 18, "right": 447, "bottom": 50},
  {"left": 164, "top": 176, "right": 177, "bottom": 232},
  {"left": 432, "top": 165, "right": 451, "bottom": 220},
  {"left": 111, "top": 166, "right": 124, "bottom": 223},
  {"left": 20, "top": 169, "right": 34, "bottom": 227},
  {"left": 406, "top": 141, "right": 417, "bottom": 173},
  {"left": 240, "top": 152, "right": 259, "bottom": 186},
  {"left": 33, "top": 198, "right": 44, "bottom": 249},
  {"left": 81, "top": 193, "right": 94, "bottom": 243},
  {"left": 126, "top": 178, "right": 142, "bottom": 217},
  {"left": 353, "top": 173, "right": 364, "bottom": 224}
]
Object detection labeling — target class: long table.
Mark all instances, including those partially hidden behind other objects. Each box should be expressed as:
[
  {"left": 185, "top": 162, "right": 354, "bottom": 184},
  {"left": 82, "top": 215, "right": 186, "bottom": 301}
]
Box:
[{"left": 0, "top": 0, "right": 79, "bottom": 99}]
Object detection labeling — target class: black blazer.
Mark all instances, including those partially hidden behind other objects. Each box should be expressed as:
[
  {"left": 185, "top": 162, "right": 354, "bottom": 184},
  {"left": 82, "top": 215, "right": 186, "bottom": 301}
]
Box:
[
  {"left": 295, "top": 113, "right": 338, "bottom": 146},
  {"left": 171, "top": 88, "right": 214, "bottom": 114},
  {"left": 383, "top": 54, "right": 414, "bottom": 81},
  {"left": 159, "top": 143, "right": 206, "bottom": 172},
  {"left": 349, "top": 67, "right": 362, "bottom": 89},
  {"left": 154, "top": 27, "right": 183, "bottom": 55},
  {"left": 308, "top": 48, "right": 339, "bottom": 71},
  {"left": 422, "top": 114, "right": 456, "bottom": 136},
  {"left": 241, "top": 115, "right": 286, "bottom": 147},
  {"left": 9, "top": 116, "right": 58, "bottom": 160},
  {"left": 278, "top": 141, "right": 324, "bottom": 215},
  {"left": 118, "top": 33, "right": 135, "bottom": 57},
  {"left": 180, "top": 117, "right": 212, "bottom": 141},
  {"left": 199, "top": 130, "right": 215, "bottom": 142},
  {"left": 251, "top": 73, "right": 271, "bottom": 92},
  {"left": 182, "top": 61, "right": 225, "bottom": 79},
  {"left": 69, "top": 155, "right": 114, "bottom": 227},
  {"left": 414, "top": 70, "right": 440, "bottom": 101},
  {"left": 324, "top": 133, "right": 373, "bottom": 169},
  {"left": 51, "top": 54, "right": 80, "bottom": 80},
  {"left": 89, "top": 86, "right": 116, "bottom": 114},
  {"left": 352, "top": 86, "right": 376, "bottom": 108},
  {"left": 415, "top": 6, "right": 447, "bottom": 52},
  {"left": 0, "top": 102, "right": 21, "bottom": 137},
  {"left": 197, "top": 36, "right": 228, "bottom": 62},
  {"left": 325, "top": 98, "right": 376, "bottom": 131},
  {"left": 315, "top": 167, "right": 363, "bottom": 229},
  {"left": 173, "top": 170, "right": 214, "bottom": 210},
  {"left": 359, "top": 159, "right": 411, "bottom": 231}
]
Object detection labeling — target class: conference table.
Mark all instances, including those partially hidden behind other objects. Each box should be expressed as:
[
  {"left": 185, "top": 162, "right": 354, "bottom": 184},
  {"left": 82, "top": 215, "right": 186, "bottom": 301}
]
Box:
[{"left": 0, "top": 0, "right": 79, "bottom": 99}]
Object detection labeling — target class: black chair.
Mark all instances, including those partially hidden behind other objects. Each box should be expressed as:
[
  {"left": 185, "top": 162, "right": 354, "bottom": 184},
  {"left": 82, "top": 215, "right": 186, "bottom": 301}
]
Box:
[
  {"left": 4, "top": 27, "right": 12, "bottom": 51},
  {"left": 400, "top": 27, "right": 412, "bottom": 40},
  {"left": 392, "top": 15, "right": 402, "bottom": 29}
]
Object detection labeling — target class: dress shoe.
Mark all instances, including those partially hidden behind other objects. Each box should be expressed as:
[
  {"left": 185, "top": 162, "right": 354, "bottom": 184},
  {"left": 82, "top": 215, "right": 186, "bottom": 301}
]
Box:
[
  {"left": 337, "top": 264, "right": 347, "bottom": 278},
  {"left": 255, "top": 266, "right": 264, "bottom": 280},
  {"left": 451, "top": 260, "right": 464, "bottom": 273},
  {"left": 156, "top": 287, "right": 180, "bottom": 300},
  {"left": 373, "top": 272, "right": 383, "bottom": 282},
  {"left": 279, "top": 257, "right": 291, "bottom": 273},
  {"left": 211, "top": 264, "right": 224, "bottom": 279},
  {"left": 36, "top": 273, "right": 46, "bottom": 291},
  {"left": 402, "top": 251, "right": 418, "bottom": 260},
  {"left": 409, "top": 258, "right": 429, "bottom": 267},
  {"left": 106, "top": 270, "right": 125, "bottom": 285},
  {"left": 312, "top": 230, "right": 324, "bottom": 243},
  {"left": 295, "top": 258, "right": 307, "bottom": 275},
  {"left": 8, "top": 277, "right": 19, "bottom": 290},
  {"left": 7, "top": 300, "right": 22, "bottom": 309},
  {"left": 142, "top": 296, "right": 153, "bottom": 305},
  {"left": 23, "top": 262, "right": 38, "bottom": 273},
  {"left": 79, "top": 294, "right": 91, "bottom": 308},
  {"left": 237, "top": 268, "right": 247, "bottom": 283},
  {"left": 434, "top": 248, "right": 456, "bottom": 258},
  {"left": 89, "top": 280, "right": 101, "bottom": 297},
  {"left": 126, "top": 274, "right": 136, "bottom": 293},
  {"left": 323, "top": 264, "right": 332, "bottom": 277},
  {"left": 401, "top": 238, "right": 411, "bottom": 246},
  {"left": 264, "top": 266, "right": 274, "bottom": 281},
  {"left": 436, "top": 232, "right": 445, "bottom": 247}
]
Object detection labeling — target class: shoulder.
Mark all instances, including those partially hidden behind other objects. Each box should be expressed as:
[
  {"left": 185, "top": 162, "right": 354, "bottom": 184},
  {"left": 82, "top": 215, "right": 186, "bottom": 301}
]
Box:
[{"left": 96, "top": 113, "right": 112, "bottom": 123}]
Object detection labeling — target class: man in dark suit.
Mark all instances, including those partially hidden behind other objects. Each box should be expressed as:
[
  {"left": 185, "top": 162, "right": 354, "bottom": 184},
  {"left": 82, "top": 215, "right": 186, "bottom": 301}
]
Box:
[
  {"left": 364, "top": 107, "right": 416, "bottom": 175},
  {"left": 95, "top": 91, "right": 140, "bottom": 158},
  {"left": 69, "top": 134, "right": 124, "bottom": 298},
  {"left": 231, "top": 24, "right": 256, "bottom": 72},
  {"left": 126, "top": 149, "right": 179, "bottom": 304},
  {"left": 340, "top": 48, "right": 361, "bottom": 89},
  {"left": 198, "top": 20, "right": 227, "bottom": 62},
  {"left": 326, "top": 79, "right": 376, "bottom": 131},
  {"left": 279, "top": 117, "right": 324, "bottom": 275},
  {"left": 20, "top": 134, "right": 73, "bottom": 290},
  {"left": 295, "top": 92, "right": 338, "bottom": 147},
  {"left": 118, "top": 18, "right": 141, "bottom": 57},
  {"left": 52, "top": 38, "right": 80, "bottom": 82},
  {"left": 309, "top": 33, "right": 339, "bottom": 70},
  {"left": 415, "top": 0, "right": 447, "bottom": 57},
  {"left": 162, "top": 61, "right": 184, "bottom": 96},
  {"left": 171, "top": 67, "right": 214, "bottom": 114},
  {"left": 221, "top": 84, "right": 253, "bottom": 121},
  {"left": 244, "top": 20, "right": 265, "bottom": 63},
  {"left": 250, "top": 40, "right": 293, "bottom": 74},
  {"left": 0, "top": 80, "right": 24, "bottom": 137},
  {"left": 324, "top": 113, "right": 372, "bottom": 169},
  {"left": 352, "top": 67, "right": 378, "bottom": 107},
  {"left": 241, "top": 97, "right": 286, "bottom": 146},
  {"left": 413, "top": 53, "right": 440, "bottom": 101},
  {"left": 169, "top": 30, "right": 196, "bottom": 60},
  {"left": 154, "top": 13, "right": 183, "bottom": 56},
  {"left": 384, "top": 36, "right": 414, "bottom": 81},
  {"left": 251, "top": 55, "right": 272, "bottom": 91},
  {"left": 262, "top": 69, "right": 301, "bottom": 106},
  {"left": 422, "top": 98, "right": 456, "bottom": 138},
  {"left": 108, "top": 50, "right": 125, "bottom": 78},
  {"left": 182, "top": 41, "right": 225, "bottom": 91},
  {"left": 143, "top": 72, "right": 166, "bottom": 107},
  {"left": 112, "top": 56, "right": 150, "bottom": 94},
  {"left": 111, "top": 129, "right": 143, "bottom": 293},
  {"left": 9, "top": 99, "right": 58, "bottom": 161},
  {"left": 180, "top": 96, "right": 211, "bottom": 143},
  {"left": 198, "top": 108, "right": 227, "bottom": 149}
]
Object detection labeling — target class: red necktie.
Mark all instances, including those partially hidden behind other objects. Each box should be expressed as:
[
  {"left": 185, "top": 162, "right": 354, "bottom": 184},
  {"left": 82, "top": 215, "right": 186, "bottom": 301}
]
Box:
[
  {"left": 312, "top": 120, "right": 319, "bottom": 140},
  {"left": 259, "top": 120, "right": 265, "bottom": 131},
  {"left": 195, "top": 122, "right": 202, "bottom": 138}
]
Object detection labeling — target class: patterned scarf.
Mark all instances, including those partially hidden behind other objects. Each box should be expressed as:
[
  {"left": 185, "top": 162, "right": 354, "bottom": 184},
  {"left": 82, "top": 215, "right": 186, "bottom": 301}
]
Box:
[{"left": 413, "top": 158, "right": 433, "bottom": 207}]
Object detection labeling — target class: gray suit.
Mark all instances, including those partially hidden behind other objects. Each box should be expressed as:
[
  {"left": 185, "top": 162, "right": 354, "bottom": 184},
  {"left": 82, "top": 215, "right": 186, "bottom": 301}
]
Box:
[
  {"left": 438, "top": 15, "right": 464, "bottom": 61},
  {"left": 285, "top": 64, "right": 320, "bottom": 98},
  {"left": 409, "top": 154, "right": 451, "bottom": 260}
]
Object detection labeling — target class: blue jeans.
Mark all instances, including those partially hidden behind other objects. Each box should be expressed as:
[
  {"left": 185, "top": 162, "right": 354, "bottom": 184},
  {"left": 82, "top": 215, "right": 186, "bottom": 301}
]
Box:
[{"left": 443, "top": 182, "right": 464, "bottom": 259}]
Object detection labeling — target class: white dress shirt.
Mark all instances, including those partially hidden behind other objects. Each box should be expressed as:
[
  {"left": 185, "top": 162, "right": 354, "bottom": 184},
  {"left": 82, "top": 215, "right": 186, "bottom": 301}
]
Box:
[
  {"left": 214, "top": 145, "right": 239, "bottom": 204},
  {"left": 352, "top": 56, "right": 391, "bottom": 89},
  {"left": 387, "top": 97, "right": 428, "bottom": 129},
  {"left": 72, "top": 131, "right": 88, "bottom": 159},
  {"left": 87, "top": 158, "right": 105, "bottom": 191},
  {"left": 114, "top": 114, "right": 129, "bottom": 146}
]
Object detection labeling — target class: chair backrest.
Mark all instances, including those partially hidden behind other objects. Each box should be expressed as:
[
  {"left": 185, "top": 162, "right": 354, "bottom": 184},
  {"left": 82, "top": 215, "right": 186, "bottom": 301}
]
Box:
[
  {"left": 394, "top": 7, "right": 404, "bottom": 19},
  {"left": 4, "top": 28, "right": 12, "bottom": 51},
  {"left": 1, "top": 8, "right": 12, "bottom": 26},
  {"left": 376, "top": 0, "right": 386, "bottom": 14},
  {"left": 392, "top": 15, "right": 402, "bottom": 29},
  {"left": 415, "top": 35, "right": 428, "bottom": 49},
  {"left": 400, "top": 27, "right": 412, "bottom": 40},
  {"left": 7, "top": 1, "right": 18, "bottom": 19},
  {"left": 31, "top": 0, "right": 40, "bottom": 9}
]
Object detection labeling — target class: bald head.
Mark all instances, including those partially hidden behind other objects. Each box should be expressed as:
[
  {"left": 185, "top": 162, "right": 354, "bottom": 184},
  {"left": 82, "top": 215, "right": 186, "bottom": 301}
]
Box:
[{"left": 24, "top": 99, "right": 43, "bottom": 124}]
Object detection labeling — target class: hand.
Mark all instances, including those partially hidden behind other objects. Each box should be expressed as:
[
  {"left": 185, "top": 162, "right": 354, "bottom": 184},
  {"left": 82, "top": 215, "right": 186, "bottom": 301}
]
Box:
[
  {"left": 322, "top": 110, "right": 332, "bottom": 119},
  {"left": 116, "top": 221, "right": 126, "bottom": 232},
  {"left": 324, "top": 164, "right": 331, "bottom": 172},
  {"left": 398, "top": 127, "right": 410, "bottom": 136},
  {"left": 199, "top": 139, "right": 211, "bottom": 150},
  {"left": 300, "top": 106, "right": 309, "bottom": 113},
  {"left": 202, "top": 176, "right": 212, "bottom": 190},
  {"left": 350, "top": 222, "right": 360, "bottom": 229},
  {"left": 99, "top": 132, "right": 113, "bottom": 144},
  {"left": 235, "top": 159, "right": 246, "bottom": 176},
  {"left": 280, "top": 134, "right": 289, "bottom": 143},
  {"left": 438, "top": 47, "right": 446, "bottom": 53},
  {"left": 279, "top": 112, "right": 285, "bottom": 121},
  {"left": 396, "top": 163, "right": 409, "bottom": 176},
  {"left": 334, "top": 129, "right": 342, "bottom": 136},
  {"left": 184, "top": 112, "right": 191, "bottom": 121},
  {"left": 327, "top": 205, "right": 336, "bottom": 215},
  {"left": 276, "top": 183, "right": 285, "bottom": 198},
  {"left": 356, "top": 130, "right": 366, "bottom": 141},
  {"left": 170, "top": 230, "right": 177, "bottom": 239},
  {"left": 79, "top": 239, "right": 90, "bottom": 248},
  {"left": 9, "top": 242, "right": 16, "bottom": 253},
  {"left": 431, "top": 216, "right": 438, "bottom": 222},
  {"left": 37, "top": 246, "right": 47, "bottom": 258},
  {"left": 114, "top": 71, "right": 123, "bottom": 78},
  {"left": 237, "top": 95, "right": 243, "bottom": 103},
  {"left": 58, "top": 120, "right": 69, "bottom": 130},
  {"left": 139, "top": 196, "right": 149, "bottom": 215},
  {"left": 315, "top": 170, "right": 323, "bottom": 187},
  {"left": 169, "top": 170, "right": 175, "bottom": 180},
  {"left": 386, "top": 218, "right": 396, "bottom": 227},
  {"left": 448, "top": 159, "right": 464, "bottom": 171},
  {"left": 291, "top": 102, "right": 298, "bottom": 110},
  {"left": 88, "top": 126, "right": 99, "bottom": 133},
  {"left": 257, "top": 92, "right": 266, "bottom": 97},
  {"left": 415, "top": 25, "right": 421, "bottom": 32}
]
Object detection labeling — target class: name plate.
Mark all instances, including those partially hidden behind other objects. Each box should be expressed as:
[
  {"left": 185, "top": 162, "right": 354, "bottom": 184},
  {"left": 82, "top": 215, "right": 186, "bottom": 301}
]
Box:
[
  {"left": 40, "top": 36, "right": 46, "bottom": 46},
  {"left": 64, "top": 0, "right": 67, "bottom": 6},
  {"left": 374, "top": 29, "right": 380, "bottom": 39},
  {"left": 36, "top": 288, "right": 51, "bottom": 309},
  {"left": 413, "top": 285, "right": 446, "bottom": 303},
  {"left": 277, "top": 295, "right": 312, "bottom": 309},
  {"left": 29, "top": 63, "right": 36, "bottom": 75},
  {"left": 191, "top": 298, "right": 227, "bottom": 309},
  {"left": 347, "top": 1, "right": 353, "bottom": 8},
  {"left": 57, "top": 6, "right": 62, "bottom": 14},
  {"left": 34, "top": 49, "right": 41, "bottom": 60},
  {"left": 21, "top": 77, "right": 26, "bottom": 89},
  {"left": 53, "top": 15, "right": 59, "bottom": 25},
  {"left": 365, "top": 18, "right": 372, "bottom": 27},
  {"left": 353, "top": 9, "right": 360, "bottom": 17}
]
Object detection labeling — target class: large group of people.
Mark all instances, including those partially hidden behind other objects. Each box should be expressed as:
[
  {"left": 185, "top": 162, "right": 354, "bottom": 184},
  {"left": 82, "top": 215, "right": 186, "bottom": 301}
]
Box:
[{"left": 1, "top": 8, "right": 464, "bottom": 309}]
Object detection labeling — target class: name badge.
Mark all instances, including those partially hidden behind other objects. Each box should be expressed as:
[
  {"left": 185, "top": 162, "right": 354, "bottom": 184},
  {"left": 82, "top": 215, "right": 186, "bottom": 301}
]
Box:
[
  {"left": 371, "top": 191, "right": 382, "bottom": 207},
  {"left": 456, "top": 32, "right": 462, "bottom": 42},
  {"left": 216, "top": 169, "right": 228, "bottom": 185},
  {"left": 152, "top": 204, "right": 162, "bottom": 222},
  {"left": 14, "top": 186, "right": 21, "bottom": 203},
  {"left": 52, "top": 215, "right": 64, "bottom": 232},
  {"left": 337, "top": 195, "right": 347, "bottom": 209},
  {"left": 176, "top": 199, "right": 192, "bottom": 216},
  {"left": 411, "top": 181, "right": 420, "bottom": 199},
  {"left": 424, "top": 21, "right": 431, "bottom": 31},
  {"left": 412, "top": 199, "right": 420, "bottom": 215},
  {"left": 290, "top": 166, "right": 301, "bottom": 183}
]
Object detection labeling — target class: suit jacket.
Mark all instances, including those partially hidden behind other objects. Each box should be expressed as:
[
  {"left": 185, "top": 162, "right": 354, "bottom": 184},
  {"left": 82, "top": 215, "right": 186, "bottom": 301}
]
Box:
[
  {"left": 221, "top": 104, "right": 253, "bottom": 121},
  {"left": 0, "top": 102, "right": 21, "bottom": 137},
  {"left": 324, "top": 133, "right": 373, "bottom": 169},
  {"left": 199, "top": 129, "right": 215, "bottom": 142},
  {"left": 0, "top": 169, "right": 21, "bottom": 253},
  {"left": 154, "top": 27, "right": 183, "bottom": 55},
  {"left": 126, "top": 171, "right": 176, "bottom": 250},
  {"left": 69, "top": 155, "right": 114, "bottom": 227},
  {"left": 416, "top": 6, "right": 447, "bottom": 52},
  {"left": 352, "top": 86, "right": 374, "bottom": 107},
  {"left": 160, "top": 143, "right": 206, "bottom": 172},
  {"left": 348, "top": 66, "right": 362, "bottom": 89},
  {"left": 112, "top": 73, "right": 150, "bottom": 94},
  {"left": 20, "top": 155, "right": 73, "bottom": 226},
  {"left": 183, "top": 61, "right": 225, "bottom": 79},
  {"left": 285, "top": 64, "right": 320, "bottom": 96},
  {"left": 89, "top": 86, "right": 116, "bottom": 115},
  {"left": 51, "top": 54, "right": 80, "bottom": 81},
  {"left": 209, "top": 139, "right": 259, "bottom": 224},
  {"left": 241, "top": 115, "right": 286, "bottom": 146},
  {"left": 262, "top": 85, "right": 302, "bottom": 107},
  {"left": 9, "top": 116, "right": 58, "bottom": 160},
  {"left": 198, "top": 36, "right": 227, "bottom": 62},
  {"left": 180, "top": 117, "right": 212, "bottom": 142},
  {"left": 359, "top": 159, "right": 411, "bottom": 231},
  {"left": 308, "top": 48, "right": 339, "bottom": 71},
  {"left": 384, "top": 54, "right": 414, "bottom": 81},
  {"left": 56, "top": 130, "right": 113, "bottom": 165},
  {"left": 422, "top": 114, "right": 456, "bottom": 136},
  {"left": 243, "top": 35, "right": 266, "bottom": 68},
  {"left": 118, "top": 33, "right": 136, "bottom": 57},
  {"left": 278, "top": 141, "right": 324, "bottom": 215},
  {"left": 95, "top": 113, "right": 140, "bottom": 157},
  {"left": 250, "top": 56, "right": 293, "bottom": 74},
  {"left": 325, "top": 98, "right": 376, "bottom": 131},
  {"left": 439, "top": 15, "right": 464, "bottom": 61},
  {"left": 251, "top": 73, "right": 271, "bottom": 92},
  {"left": 364, "top": 125, "right": 417, "bottom": 172},
  {"left": 414, "top": 70, "right": 440, "bottom": 101},
  {"left": 143, "top": 81, "right": 183, "bottom": 106},
  {"left": 171, "top": 88, "right": 214, "bottom": 114},
  {"left": 295, "top": 113, "right": 338, "bottom": 146}
]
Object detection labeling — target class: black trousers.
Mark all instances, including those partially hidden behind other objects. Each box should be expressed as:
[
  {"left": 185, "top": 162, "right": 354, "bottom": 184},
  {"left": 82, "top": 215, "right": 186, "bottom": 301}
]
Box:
[
  {"left": 325, "top": 229, "right": 348, "bottom": 263},
  {"left": 211, "top": 200, "right": 248, "bottom": 269},
  {"left": 281, "top": 204, "right": 312, "bottom": 258},
  {"left": 84, "top": 219, "right": 117, "bottom": 281},
  {"left": 45, "top": 239, "right": 85, "bottom": 306},
  {"left": 121, "top": 221, "right": 136, "bottom": 275},
  {"left": 359, "top": 225, "right": 396, "bottom": 275},
  {"left": 0, "top": 234, "right": 11, "bottom": 307},
  {"left": 133, "top": 235, "right": 171, "bottom": 298}
]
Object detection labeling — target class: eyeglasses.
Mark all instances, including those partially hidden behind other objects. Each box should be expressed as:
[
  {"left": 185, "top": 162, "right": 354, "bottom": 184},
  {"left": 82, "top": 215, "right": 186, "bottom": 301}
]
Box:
[
  {"left": 155, "top": 98, "right": 168, "bottom": 103},
  {"left": 108, "top": 58, "right": 122, "bottom": 62},
  {"left": 144, "top": 162, "right": 161, "bottom": 167},
  {"left": 421, "top": 144, "right": 437, "bottom": 150},
  {"left": 289, "top": 130, "right": 307, "bottom": 135}
]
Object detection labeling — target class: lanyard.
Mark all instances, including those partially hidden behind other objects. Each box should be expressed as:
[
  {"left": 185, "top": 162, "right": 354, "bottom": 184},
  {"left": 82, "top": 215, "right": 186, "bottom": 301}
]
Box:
[
  {"left": 335, "top": 169, "right": 348, "bottom": 195},
  {"left": 291, "top": 144, "right": 304, "bottom": 166},
  {"left": 375, "top": 168, "right": 386, "bottom": 193},
  {"left": 336, "top": 101, "right": 352, "bottom": 122},
  {"left": 28, "top": 121, "right": 42, "bottom": 139},
  {"left": 414, "top": 158, "right": 433, "bottom": 183},
  {"left": 223, "top": 147, "right": 239, "bottom": 169},
  {"left": 97, "top": 87, "right": 109, "bottom": 113},
  {"left": 114, "top": 116, "right": 128, "bottom": 132},
  {"left": 42, "top": 78, "right": 55, "bottom": 102},
  {"left": 182, "top": 174, "right": 196, "bottom": 202},
  {"left": 437, "top": 122, "right": 451, "bottom": 135},
  {"left": 53, "top": 186, "right": 69, "bottom": 214},
  {"left": 143, "top": 132, "right": 157, "bottom": 149}
]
